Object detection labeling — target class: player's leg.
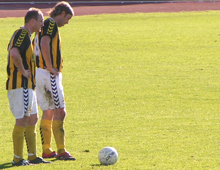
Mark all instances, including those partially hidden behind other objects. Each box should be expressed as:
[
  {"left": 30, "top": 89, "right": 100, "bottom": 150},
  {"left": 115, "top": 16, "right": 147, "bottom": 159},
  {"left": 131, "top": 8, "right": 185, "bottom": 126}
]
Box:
[
  {"left": 13, "top": 117, "right": 28, "bottom": 165},
  {"left": 25, "top": 113, "right": 38, "bottom": 161},
  {"left": 53, "top": 108, "right": 76, "bottom": 160},
  {"left": 53, "top": 108, "right": 66, "bottom": 154},
  {"left": 8, "top": 88, "right": 29, "bottom": 166},
  {"left": 26, "top": 115, "right": 52, "bottom": 164},
  {"left": 26, "top": 114, "right": 50, "bottom": 164},
  {"left": 40, "top": 110, "right": 56, "bottom": 158},
  {"left": 51, "top": 72, "right": 76, "bottom": 160},
  {"left": 24, "top": 90, "right": 51, "bottom": 164},
  {"left": 36, "top": 68, "right": 57, "bottom": 158}
]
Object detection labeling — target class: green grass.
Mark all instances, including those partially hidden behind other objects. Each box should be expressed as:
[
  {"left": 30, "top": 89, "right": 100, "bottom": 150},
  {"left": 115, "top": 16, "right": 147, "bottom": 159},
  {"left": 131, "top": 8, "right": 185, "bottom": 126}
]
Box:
[{"left": 1, "top": 11, "right": 220, "bottom": 169}]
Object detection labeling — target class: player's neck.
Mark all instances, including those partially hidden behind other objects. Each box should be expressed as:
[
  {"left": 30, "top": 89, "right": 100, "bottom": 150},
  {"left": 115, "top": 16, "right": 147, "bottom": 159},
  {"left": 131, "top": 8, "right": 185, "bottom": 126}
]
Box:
[
  {"left": 22, "top": 24, "right": 32, "bottom": 35},
  {"left": 50, "top": 16, "right": 60, "bottom": 27}
]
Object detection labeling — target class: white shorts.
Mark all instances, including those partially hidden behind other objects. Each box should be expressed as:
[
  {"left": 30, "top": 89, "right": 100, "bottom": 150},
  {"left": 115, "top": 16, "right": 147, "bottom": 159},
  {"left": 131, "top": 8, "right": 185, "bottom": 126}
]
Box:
[
  {"left": 36, "top": 68, "right": 65, "bottom": 111},
  {"left": 7, "top": 88, "right": 38, "bottom": 119}
]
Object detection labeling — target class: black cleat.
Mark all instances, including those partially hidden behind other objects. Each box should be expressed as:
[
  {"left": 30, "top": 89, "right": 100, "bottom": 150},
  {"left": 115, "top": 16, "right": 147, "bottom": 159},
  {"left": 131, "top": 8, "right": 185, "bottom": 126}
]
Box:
[
  {"left": 57, "top": 152, "right": 76, "bottom": 161},
  {"left": 12, "top": 159, "right": 30, "bottom": 166},
  {"left": 28, "top": 157, "right": 51, "bottom": 164}
]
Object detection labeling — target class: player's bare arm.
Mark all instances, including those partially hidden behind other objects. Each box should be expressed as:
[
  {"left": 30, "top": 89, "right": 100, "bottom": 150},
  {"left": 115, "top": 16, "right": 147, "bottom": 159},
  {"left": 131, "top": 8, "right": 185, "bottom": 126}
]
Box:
[
  {"left": 10, "top": 47, "right": 31, "bottom": 79},
  {"left": 40, "top": 35, "right": 59, "bottom": 76}
]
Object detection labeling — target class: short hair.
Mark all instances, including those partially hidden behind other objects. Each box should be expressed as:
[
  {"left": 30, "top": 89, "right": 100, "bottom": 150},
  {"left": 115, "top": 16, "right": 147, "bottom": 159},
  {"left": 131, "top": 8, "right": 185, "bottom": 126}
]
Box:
[
  {"left": 25, "top": 8, "right": 43, "bottom": 23},
  {"left": 49, "top": 1, "right": 74, "bottom": 17}
]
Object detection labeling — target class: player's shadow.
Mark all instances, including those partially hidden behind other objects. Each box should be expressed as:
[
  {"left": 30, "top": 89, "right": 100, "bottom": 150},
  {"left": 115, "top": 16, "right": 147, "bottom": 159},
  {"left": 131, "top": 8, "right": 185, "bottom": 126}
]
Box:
[
  {"left": 50, "top": 159, "right": 57, "bottom": 162},
  {"left": 0, "top": 159, "right": 57, "bottom": 169},
  {"left": 91, "top": 163, "right": 109, "bottom": 167},
  {"left": 0, "top": 162, "right": 13, "bottom": 169}
]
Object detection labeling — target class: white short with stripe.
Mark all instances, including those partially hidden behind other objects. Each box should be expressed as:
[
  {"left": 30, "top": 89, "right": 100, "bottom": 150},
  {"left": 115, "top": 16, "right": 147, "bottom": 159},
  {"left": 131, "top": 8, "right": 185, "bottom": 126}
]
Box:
[
  {"left": 7, "top": 88, "right": 38, "bottom": 119},
  {"left": 36, "top": 68, "right": 65, "bottom": 111}
]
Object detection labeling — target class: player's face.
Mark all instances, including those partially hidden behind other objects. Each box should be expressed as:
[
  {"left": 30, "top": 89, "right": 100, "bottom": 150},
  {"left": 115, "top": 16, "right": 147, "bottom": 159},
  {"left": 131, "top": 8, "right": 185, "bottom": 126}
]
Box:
[
  {"left": 58, "top": 13, "right": 72, "bottom": 27},
  {"left": 34, "top": 14, "right": 44, "bottom": 32}
]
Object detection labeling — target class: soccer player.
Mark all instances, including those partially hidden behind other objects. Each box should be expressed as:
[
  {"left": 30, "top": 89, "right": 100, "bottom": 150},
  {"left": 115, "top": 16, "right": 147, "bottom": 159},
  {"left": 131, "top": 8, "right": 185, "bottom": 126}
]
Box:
[
  {"left": 6, "top": 8, "right": 50, "bottom": 166},
  {"left": 34, "top": 1, "right": 76, "bottom": 160}
]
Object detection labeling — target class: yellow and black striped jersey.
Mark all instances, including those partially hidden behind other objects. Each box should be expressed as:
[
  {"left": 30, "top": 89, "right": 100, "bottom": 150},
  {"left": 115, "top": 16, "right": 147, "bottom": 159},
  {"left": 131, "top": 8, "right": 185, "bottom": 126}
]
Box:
[
  {"left": 35, "top": 18, "right": 63, "bottom": 72},
  {"left": 6, "top": 28, "right": 36, "bottom": 90}
]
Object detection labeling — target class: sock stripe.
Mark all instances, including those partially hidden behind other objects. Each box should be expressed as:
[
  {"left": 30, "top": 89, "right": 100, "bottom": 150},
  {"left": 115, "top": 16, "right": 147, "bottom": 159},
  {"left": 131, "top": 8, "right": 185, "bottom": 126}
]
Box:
[
  {"left": 40, "top": 127, "right": 44, "bottom": 145},
  {"left": 24, "top": 131, "right": 29, "bottom": 153}
]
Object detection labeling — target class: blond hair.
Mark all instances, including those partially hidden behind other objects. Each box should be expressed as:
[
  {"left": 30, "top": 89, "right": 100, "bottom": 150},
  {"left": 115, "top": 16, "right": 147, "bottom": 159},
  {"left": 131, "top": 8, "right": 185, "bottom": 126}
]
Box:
[{"left": 49, "top": 1, "right": 74, "bottom": 17}]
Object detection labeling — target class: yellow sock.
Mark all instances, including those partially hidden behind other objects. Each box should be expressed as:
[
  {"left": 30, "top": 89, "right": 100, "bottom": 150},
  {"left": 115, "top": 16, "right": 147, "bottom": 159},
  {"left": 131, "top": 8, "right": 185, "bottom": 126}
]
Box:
[
  {"left": 52, "top": 120, "right": 66, "bottom": 154},
  {"left": 25, "top": 126, "right": 37, "bottom": 160},
  {"left": 13, "top": 126, "right": 25, "bottom": 163},
  {"left": 40, "top": 119, "right": 53, "bottom": 154}
]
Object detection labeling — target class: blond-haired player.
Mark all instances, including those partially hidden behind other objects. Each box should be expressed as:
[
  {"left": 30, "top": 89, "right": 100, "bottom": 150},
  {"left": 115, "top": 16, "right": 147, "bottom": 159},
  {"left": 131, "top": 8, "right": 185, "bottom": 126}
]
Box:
[{"left": 34, "top": 1, "right": 76, "bottom": 160}]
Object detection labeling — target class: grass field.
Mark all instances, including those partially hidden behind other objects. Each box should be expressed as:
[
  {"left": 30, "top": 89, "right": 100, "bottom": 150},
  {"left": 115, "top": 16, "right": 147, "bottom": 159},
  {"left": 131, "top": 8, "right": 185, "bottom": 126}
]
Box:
[{"left": 0, "top": 11, "right": 220, "bottom": 169}]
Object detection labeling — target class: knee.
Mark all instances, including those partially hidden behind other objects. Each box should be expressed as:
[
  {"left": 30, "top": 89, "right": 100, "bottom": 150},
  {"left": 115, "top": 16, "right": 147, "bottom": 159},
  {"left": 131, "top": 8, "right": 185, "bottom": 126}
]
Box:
[
  {"left": 59, "top": 109, "right": 66, "bottom": 119},
  {"left": 33, "top": 113, "right": 39, "bottom": 123},
  {"left": 54, "top": 109, "right": 66, "bottom": 120},
  {"left": 28, "top": 113, "right": 39, "bottom": 126}
]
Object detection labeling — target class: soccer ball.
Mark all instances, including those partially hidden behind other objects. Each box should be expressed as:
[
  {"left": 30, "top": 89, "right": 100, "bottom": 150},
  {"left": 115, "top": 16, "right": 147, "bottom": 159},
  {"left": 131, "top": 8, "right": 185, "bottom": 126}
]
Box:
[{"left": 98, "top": 147, "right": 118, "bottom": 165}]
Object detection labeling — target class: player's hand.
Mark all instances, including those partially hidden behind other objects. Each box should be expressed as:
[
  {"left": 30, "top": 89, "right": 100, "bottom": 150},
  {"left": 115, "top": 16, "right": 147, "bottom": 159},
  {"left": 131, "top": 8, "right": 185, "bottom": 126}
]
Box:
[
  {"left": 46, "top": 67, "right": 59, "bottom": 77},
  {"left": 51, "top": 68, "right": 59, "bottom": 77},
  {"left": 22, "top": 69, "right": 31, "bottom": 79}
]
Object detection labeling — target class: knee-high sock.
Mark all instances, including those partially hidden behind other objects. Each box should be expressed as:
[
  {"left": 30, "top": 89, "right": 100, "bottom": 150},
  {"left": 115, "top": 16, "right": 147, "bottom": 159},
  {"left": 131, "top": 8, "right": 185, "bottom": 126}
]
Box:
[
  {"left": 13, "top": 126, "right": 25, "bottom": 163},
  {"left": 25, "top": 126, "right": 37, "bottom": 160},
  {"left": 52, "top": 120, "right": 66, "bottom": 154},
  {"left": 40, "top": 119, "right": 53, "bottom": 154}
]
